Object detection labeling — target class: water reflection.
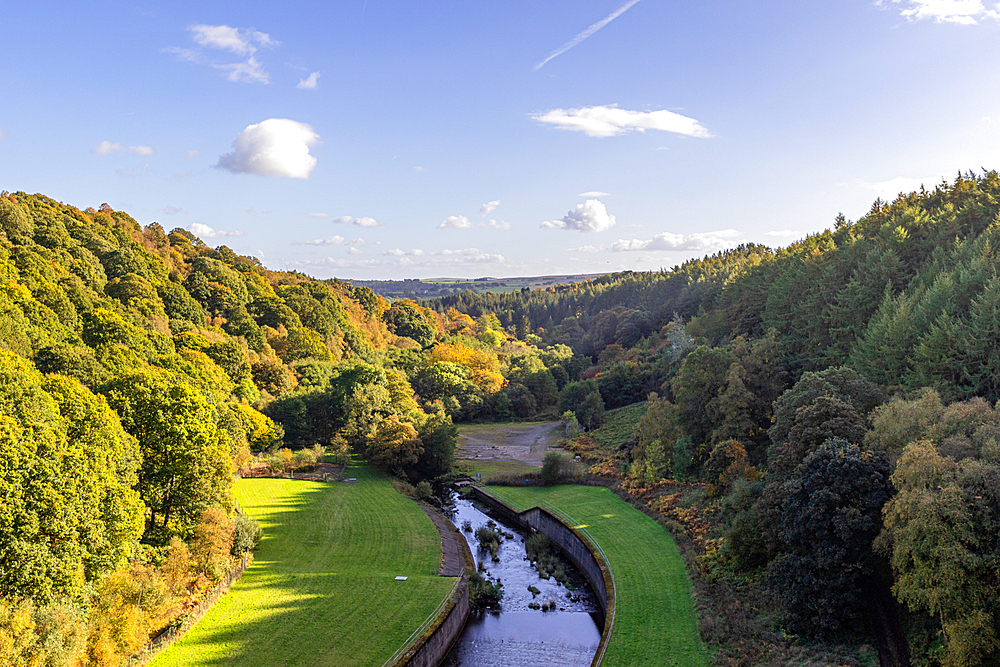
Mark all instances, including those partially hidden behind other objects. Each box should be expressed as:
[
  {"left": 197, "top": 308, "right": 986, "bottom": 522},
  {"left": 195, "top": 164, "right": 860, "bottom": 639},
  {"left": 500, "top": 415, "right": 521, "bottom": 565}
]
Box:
[{"left": 442, "top": 493, "right": 601, "bottom": 667}]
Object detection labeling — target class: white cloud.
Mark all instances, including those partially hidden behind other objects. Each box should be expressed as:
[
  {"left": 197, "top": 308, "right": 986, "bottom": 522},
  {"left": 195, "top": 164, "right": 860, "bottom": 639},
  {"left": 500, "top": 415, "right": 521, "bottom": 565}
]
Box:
[
  {"left": 535, "top": 0, "right": 645, "bottom": 70},
  {"left": 578, "top": 190, "right": 610, "bottom": 197},
  {"left": 432, "top": 248, "right": 505, "bottom": 263},
  {"left": 541, "top": 199, "right": 616, "bottom": 232},
  {"left": 93, "top": 141, "right": 156, "bottom": 156},
  {"left": 189, "top": 222, "right": 244, "bottom": 239},
  {"left": 568, "top": 244, "right": 605, "bottom": 252},
  {"left": 162, "top": 47, "right": 201, "bottom": 63},
  {"left": 217, "top": 118, "right": 319, "bottom": 178},
  {"left": 439, "top": 215, "right": 473, "bottom": 229},
  {"left": 186, "top": 149, "right": 200, "bottom": 158},
  {"left": 880, "top": 0, "right": 998, "bottom": 24},
  {"left": 611, "top": 229, "right": 741, "bottom": 252},
  {"left": 480, "top": 199, "right": 500, "bottom": 215},
  {"left": 765, "top": 229, "right": 802, "bottom": 238},
  {"left": 857, "top": 174, "right": 948, "bottom": 201},
  {"left": 215, "top": 56, "right": 269, "bottom": 84},
  {"left": 297, "top": 72, "right": 320, "bottom": 89},
  {"left": 413, "top": 166, "right": 426, "bottom": 172},
  {"left": 348, "top": 247, "right": 363, "bottom": 255},
  {"left": 169, "top": 25, "right": 278, "bottom": 84},
  {"left": 163, "top": 206, "right": 184, "bottom": 215},
  {"left": 350, "top": 237, "right": 366, "bottom": 246},
  {"left": 189, "top": 24, "right": 277, "bottom": 55},
  {"left": 304, "top": 235, "right": 345, "bottom": 246},
  {"left": 384, "top": 248, "right": 425, "bottom": 256},
  {"left": 533, "top": 105, "right": 712, "bottom": 139},
  {"left": 330, "top": 215, "right": 382, "bottom": 226},
  {"left": 482, "top": 219, "right": 511, "bottom": 230},
  {"left": 0, "top": 127, "right": 8, "bottom": 140}
]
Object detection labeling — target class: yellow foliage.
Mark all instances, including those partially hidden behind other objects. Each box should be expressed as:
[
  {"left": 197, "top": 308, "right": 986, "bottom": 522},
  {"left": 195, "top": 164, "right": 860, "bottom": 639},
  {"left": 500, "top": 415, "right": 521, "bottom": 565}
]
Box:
[{"left": 430, "top": 342, "right": 505, "bottom": 394}]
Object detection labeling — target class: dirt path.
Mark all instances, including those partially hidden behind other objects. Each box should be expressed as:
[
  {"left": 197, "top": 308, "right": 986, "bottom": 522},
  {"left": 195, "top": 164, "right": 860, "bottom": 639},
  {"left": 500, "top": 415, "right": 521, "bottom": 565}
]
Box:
[
  {"left": 458, "top": 422, "right": 562, "bottom": 467},
  {"left": 419, "top": 502, "right": 471, "bottom": 576}
]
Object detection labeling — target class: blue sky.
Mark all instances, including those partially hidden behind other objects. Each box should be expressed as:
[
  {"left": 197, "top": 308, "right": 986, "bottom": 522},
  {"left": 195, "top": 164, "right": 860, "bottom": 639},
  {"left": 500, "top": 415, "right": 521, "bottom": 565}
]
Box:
[{"left": 2, "top": 0, "right": 1000, "bottom": 279}]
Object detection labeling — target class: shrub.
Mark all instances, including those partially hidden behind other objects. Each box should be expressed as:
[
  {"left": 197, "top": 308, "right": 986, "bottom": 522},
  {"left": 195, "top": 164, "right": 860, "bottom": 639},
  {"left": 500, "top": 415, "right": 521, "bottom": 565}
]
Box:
[
  {"left": 541, "top": 451, "right": 574, "bottom": 485},
  {"left": 230, "top": 512, "right": 262, "bottom": 556},
  {"left": 413, "top": 481, "right": 433, "bottom": 500}
]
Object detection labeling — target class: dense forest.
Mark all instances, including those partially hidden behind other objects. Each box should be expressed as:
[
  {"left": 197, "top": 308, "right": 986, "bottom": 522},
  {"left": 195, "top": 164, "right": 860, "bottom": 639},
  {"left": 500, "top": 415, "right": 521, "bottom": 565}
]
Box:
[{"left": 3, "top": 171, "right": 1000, "bottom": 665}]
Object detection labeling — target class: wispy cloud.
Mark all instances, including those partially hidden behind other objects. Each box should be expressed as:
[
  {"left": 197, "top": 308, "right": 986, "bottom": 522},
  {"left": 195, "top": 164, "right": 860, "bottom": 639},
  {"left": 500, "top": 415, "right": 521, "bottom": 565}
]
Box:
[
  {"left": 189, "top": 222, "right": 244, "bottom": 239},
  {"left": 578, "top": 190, "right": 610, "bottom": 197},
  {"left": 328, "top": 215, "right": 382, "bottom": 226},
  {"left": 533, "top": 105, "right": 712, "bottom": 138},
  {"left": 611, "top": 229, "right": 741, "bottom": 252},
  {"left": 855, "top": 174, "right": 948, "bottom": 201},
  {"left": 878, "top": 0, "right": 999, "bottom": 24},
  {"left": 216, "top": 118, "right": 319, "bottom": 179},
  {"left": 439, "top": 215, "right": 473, "bottom": 229},
  {"left": 535, "top": 0, "right": 645, "bottom": 71},
  {"left": 541, "top": 200, "right": 616, "bottom": 232},
  {"left": 190, "top": 24, "right": 278, "bottom": 55},
  {"left": 163, "top": 206, "right": 184, "bottom": 215},
  {"left": 215, "top": 56, "right": 269, "bottom": 84},
  {"left": 166, "top": 24, "right": 278, "bottom": 83},
  {"left": 480, "top": 199, "right": 500, "bottom": 215},
  {"left": 303, "top": 235, "right": 345, "bottom": 246},
  {"left": 765, "top": 229, "right": 802, "bottom": 238},
  {"left": 186, "top": 149, "right": 200, "bottom": 158},
  {"left": 482, "top": 219, "right": 510, "bottom": 230},
  {"left": 0, "top": 127, "right": 9, "bottom": 140},
  {"left": 568, "top": 244, "right": 605, "bottom": 252},
  {"left": 297, "top": 72, "right": 320, "bottom": 89},
  {"left": 93, "top": 141, "right": 155, "bottom": 156}
]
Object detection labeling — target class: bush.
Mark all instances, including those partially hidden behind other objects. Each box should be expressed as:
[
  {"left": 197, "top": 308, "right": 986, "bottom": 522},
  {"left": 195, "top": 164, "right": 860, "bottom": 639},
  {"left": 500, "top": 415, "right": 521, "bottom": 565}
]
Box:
[
  {"left": 542, "top": 451, "right": 573, "bottom": 485},
  {"left": 413, "top": 480, "right": 433, "bottom": 500},
  {"left": 190, "top": 509, "right": 234, "bottom": 581},
  {"left": 230, "top": 512, "right": 262, "bottom": 556}
]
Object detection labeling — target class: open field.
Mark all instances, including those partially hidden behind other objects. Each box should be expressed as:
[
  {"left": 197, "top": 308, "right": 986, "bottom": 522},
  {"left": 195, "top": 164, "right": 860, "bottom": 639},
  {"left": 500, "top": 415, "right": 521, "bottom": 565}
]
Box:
[
  {"left": 485, "top": 484, "right": 710, "bottom": 667},
  {"left": 151, "top": 465, "right": 455, "bottom": 667},
  {"left": 457, "top": 421, "right": 562, "bottom": 467}
]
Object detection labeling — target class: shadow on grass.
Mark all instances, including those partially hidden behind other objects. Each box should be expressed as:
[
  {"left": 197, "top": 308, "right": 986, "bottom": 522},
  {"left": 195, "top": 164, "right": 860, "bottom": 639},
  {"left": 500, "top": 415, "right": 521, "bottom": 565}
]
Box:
[{"left": 152, "top": 463, "right": 456, "bottom": 667}]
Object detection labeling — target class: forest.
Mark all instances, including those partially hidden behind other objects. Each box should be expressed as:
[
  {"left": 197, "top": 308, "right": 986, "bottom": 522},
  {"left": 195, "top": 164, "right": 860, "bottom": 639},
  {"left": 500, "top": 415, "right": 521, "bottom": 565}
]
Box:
[{"left": 2, "top": 171, "right": 1000, "bottom": 666}]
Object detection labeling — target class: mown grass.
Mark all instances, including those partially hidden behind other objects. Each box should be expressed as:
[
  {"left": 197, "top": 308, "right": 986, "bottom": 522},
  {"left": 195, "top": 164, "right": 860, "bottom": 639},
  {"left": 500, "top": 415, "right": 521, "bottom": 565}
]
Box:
[
  {"left": 151, "top": 464, "right": 455, "bottom": 667},
  {"left": 485, "top": 484, "right": 710, "bottom": 667},
  {"left": 454, "top": 458, "right": 540, "bottom": 480}
]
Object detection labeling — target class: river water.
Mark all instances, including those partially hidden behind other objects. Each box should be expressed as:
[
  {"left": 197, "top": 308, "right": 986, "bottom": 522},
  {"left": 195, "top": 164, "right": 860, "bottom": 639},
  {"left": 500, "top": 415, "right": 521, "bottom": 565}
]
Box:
[{"left": 440, "top": 493, "right": 602, "bottom": 667}]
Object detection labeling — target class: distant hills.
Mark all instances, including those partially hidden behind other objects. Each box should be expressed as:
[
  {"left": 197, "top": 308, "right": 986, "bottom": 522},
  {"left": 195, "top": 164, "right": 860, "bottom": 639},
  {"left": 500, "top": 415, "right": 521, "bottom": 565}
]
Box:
[{"left": 348, "top": 273, "right": 607, "bottom": 300}]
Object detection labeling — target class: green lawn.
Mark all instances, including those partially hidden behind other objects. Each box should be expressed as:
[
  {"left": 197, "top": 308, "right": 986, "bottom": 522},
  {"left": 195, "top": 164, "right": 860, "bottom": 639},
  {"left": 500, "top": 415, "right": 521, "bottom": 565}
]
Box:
[
  {"left": 486, "top": 485, "right": 710, "bottom": 667},
  {"left": 151, "top": 464, "right": 456, "bottom": 667}
]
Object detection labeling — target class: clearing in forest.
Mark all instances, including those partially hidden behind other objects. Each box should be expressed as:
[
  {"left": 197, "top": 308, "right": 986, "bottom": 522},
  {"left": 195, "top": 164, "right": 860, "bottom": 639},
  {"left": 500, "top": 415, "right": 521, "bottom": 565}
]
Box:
[
  {"left": 485, "top": 484, "right": 710, "bottom": 667},
  {"left": 457, "top": 421, "right": 562, "bottom": 468},
  {"left": 151, "top": 464, "right": 455, "bottom": 667}
]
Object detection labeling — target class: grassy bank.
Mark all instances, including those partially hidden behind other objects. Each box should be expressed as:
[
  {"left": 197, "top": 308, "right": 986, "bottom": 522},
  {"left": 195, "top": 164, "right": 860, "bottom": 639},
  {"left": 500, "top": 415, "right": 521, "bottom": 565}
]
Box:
[
  {"left": 151, "top": 464, "right": 455, "bottom": 667},
  {"left": 485, "top": 484, "right": 710, "bottom": 667}
]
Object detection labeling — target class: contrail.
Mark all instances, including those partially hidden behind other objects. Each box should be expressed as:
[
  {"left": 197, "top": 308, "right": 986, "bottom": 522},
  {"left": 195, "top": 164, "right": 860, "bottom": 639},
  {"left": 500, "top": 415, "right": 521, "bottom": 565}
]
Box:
[{"left": 534, "top": 0, "right": 645, "bottom": 71}]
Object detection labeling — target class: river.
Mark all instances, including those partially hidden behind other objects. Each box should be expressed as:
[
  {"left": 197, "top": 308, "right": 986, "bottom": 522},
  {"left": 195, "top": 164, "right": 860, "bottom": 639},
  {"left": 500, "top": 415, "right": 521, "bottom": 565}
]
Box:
[{"left": 440, "top": 492, "right": 602, "bottom": 667}]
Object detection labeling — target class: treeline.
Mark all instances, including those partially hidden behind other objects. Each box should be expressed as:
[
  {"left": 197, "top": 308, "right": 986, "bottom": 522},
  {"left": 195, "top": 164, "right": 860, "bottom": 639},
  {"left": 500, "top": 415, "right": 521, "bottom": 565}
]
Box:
[
  {"left": 432, "top": 171, "right": 1000, "bottom": 665},
  {"left": 0, "top": 191, "right": 595, "bottom": 665}
]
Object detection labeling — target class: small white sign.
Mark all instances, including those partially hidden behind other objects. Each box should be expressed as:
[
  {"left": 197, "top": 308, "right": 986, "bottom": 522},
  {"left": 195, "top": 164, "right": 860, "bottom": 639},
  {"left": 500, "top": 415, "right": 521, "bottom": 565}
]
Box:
[{"left": 394, "top": 576, "right": 408, "bottom": 581}]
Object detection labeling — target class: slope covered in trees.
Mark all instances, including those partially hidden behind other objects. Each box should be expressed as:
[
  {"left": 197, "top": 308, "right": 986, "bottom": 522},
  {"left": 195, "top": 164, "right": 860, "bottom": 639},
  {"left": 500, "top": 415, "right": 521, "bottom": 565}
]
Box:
[{"left": 431, "top": 171, "right": 1000, "bottom": 665}]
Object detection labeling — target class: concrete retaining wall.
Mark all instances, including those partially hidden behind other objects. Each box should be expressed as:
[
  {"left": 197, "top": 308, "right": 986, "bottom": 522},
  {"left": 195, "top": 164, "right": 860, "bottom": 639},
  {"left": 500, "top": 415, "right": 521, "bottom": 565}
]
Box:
[
  {"left": 395, "top": 578, "right": 470, "bottom": 667},
  {"left": 395, "top": 507, "right": 475, "bottom": 667},
  {"left": 466, "top": 487, "right": 616, "bottom": 667}
]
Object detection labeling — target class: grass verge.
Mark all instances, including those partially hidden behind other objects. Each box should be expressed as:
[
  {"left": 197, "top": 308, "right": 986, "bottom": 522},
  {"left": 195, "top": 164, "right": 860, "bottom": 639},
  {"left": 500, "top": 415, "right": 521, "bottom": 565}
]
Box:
[
  {"left": 150, "top": 463, "right": 455, "bottom": 667},
  {"left": 485, "top": 484, "right": 710, "bottom": 667}
]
